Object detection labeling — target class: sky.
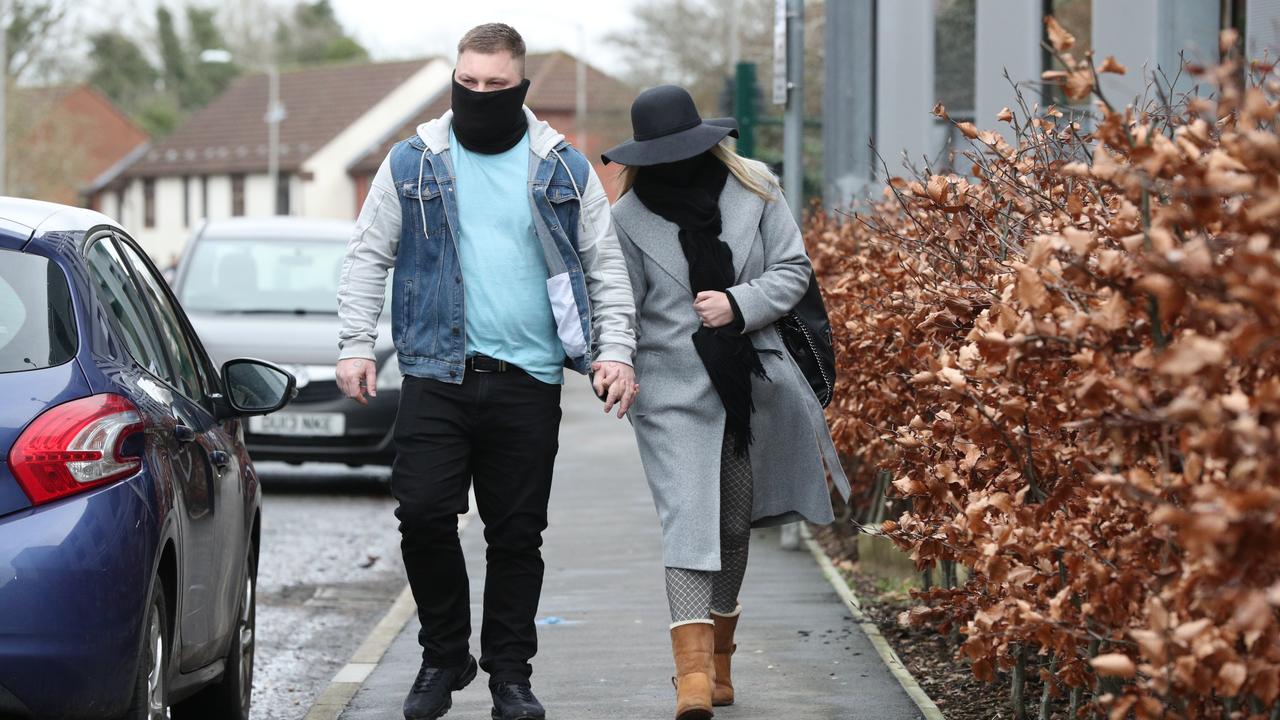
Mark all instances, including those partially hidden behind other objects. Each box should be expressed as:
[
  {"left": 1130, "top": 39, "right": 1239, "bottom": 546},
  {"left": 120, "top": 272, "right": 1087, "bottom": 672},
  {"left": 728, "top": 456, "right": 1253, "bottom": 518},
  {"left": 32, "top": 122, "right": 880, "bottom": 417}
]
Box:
[
  {"left": 66, "top": 0, "right": 646, "bottom": 79},
  {"left": 327, "top": 0, "right": 643, "bottom": 76}
]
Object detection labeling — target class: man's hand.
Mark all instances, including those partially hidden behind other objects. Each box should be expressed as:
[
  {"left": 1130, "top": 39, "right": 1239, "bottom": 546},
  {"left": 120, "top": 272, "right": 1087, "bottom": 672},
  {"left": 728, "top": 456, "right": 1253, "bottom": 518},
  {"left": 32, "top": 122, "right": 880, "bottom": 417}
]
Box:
[
  {"left": 694, "top": 291, "right": 735, "bottom": 328},
  {"left": 591, "top": 361, "right": 638, "bottom": 418},
  {"left": 336, "top": 358, "right": 377, "bottom": 405}
]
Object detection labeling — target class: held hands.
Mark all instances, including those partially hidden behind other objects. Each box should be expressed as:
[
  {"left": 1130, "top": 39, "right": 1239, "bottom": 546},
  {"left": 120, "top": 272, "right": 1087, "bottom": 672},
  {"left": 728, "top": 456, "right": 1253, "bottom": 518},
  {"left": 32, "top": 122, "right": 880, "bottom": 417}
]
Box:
[
  {"left": 591, "top": 361, "right": 638, "bottom": 418},
  {"left": 694, "top": 291, "right": 734, "bottom": 329},
  {"left": 337, "top": 358, "right": 376, "bottom": 405}
]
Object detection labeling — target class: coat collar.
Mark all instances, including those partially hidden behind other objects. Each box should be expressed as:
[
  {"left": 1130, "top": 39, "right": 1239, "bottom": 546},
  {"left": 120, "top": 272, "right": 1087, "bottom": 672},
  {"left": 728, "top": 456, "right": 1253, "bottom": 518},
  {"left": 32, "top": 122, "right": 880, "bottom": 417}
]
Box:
[{"left": 615, "top": 174, "right": 763, "bottom": 293}]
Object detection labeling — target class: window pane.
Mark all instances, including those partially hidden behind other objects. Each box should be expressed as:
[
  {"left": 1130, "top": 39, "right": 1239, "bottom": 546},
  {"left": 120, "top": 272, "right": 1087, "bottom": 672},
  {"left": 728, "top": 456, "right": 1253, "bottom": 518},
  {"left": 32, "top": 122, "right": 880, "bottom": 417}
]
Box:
[
  {"left": 179, "top": 237, "right": 381, "bottom": 315},
  {"left": 231, "top": 174, "right": 246, "bottom": 217},
  {"left": 935, "top": 0, "right": 977, "bottom": 117},
  {"left": 276, "top": 173, "right": 291, "bottom": 216},
  {"left": 85, "top": 239, "right": 169, "bottom": 380},
  {"left": 143, "top": 178, "right": 156, "bottom": 229},
  {"left": 117, "top": 241, "right": 204, "bottom": 400},
  {"left": 1045, "top": 0, "right": 1093, "bottom": 106},
  {"left": 0, "top": 249, "right": 78, "bottom": 373}
]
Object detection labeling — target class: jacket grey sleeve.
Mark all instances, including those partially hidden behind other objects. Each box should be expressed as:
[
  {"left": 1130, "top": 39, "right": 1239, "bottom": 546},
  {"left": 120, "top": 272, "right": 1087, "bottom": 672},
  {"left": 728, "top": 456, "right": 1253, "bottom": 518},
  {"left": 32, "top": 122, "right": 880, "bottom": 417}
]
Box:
[
  {"left": 337, "top": 156, "right": 400, "bottom": 361},
  {"left": 612, "top": 219, "right": 646, "bottom": 342},
  {"left": 577, "top": 167, "right": 638, "bottom": 366},
  {"left": 726, "top": 180, "right": 812, "bottom": 333}
]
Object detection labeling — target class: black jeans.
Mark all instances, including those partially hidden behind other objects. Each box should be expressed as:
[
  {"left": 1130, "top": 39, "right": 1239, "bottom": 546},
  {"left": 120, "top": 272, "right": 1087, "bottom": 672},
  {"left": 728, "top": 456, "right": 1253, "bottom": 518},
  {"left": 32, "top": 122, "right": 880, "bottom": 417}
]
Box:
[{"left": 390, "top": 370, "right": 562, "bottom": 686}]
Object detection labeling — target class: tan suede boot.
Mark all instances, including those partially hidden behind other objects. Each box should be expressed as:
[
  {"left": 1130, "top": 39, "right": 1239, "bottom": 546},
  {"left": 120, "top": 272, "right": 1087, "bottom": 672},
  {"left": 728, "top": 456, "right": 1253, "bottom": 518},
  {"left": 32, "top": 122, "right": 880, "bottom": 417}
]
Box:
[
  {"left": 670, "top": 622, "right": 715, "bottom": 720},
  {"left": 710, "top": 606, "right": 741, "bottom": 706}
]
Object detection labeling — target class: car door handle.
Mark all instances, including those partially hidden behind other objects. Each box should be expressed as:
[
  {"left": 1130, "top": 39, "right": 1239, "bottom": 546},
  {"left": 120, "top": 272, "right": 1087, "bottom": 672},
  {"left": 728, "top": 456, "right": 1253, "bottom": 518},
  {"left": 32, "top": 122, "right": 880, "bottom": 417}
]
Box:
[
  {"left": 174, "top": 425, "right": 196, "bottom": 444},
  {"left": 208, "top": 450, "right": 230, "bottom": 470}
]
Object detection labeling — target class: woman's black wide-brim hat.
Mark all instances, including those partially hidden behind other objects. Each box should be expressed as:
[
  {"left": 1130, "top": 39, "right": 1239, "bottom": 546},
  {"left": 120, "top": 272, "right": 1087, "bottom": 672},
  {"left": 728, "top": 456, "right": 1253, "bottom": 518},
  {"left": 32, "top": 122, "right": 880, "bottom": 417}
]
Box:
[{"left": 601, "top": 84, "right": 739, "bottom": 167}]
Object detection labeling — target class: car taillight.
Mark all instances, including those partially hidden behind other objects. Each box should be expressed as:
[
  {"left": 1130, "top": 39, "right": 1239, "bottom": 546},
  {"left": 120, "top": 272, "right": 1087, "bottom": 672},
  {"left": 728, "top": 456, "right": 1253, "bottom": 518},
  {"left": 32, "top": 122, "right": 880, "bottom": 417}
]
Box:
[{"left": 9, "top": 393, "right": 144, "bottom": 506}]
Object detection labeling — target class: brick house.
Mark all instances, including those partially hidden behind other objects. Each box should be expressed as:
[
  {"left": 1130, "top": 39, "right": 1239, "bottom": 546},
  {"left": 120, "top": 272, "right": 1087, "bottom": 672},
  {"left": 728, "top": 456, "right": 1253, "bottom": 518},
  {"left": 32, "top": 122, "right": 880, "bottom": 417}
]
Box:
[
  {"left": 87, "top": 58, "right": 453, "bottom": 263},
  {"left": 9, "top": 85, "right": 148, "bottom": 206}
]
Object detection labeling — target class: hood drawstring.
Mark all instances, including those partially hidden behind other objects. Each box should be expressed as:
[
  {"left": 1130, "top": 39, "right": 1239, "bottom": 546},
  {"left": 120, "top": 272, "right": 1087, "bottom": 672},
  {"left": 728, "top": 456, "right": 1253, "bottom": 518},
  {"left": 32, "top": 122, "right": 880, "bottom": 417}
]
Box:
[
  {"left": 417, "top": 143, "right": 576, "bottom": 238},
  {"left": 417, "top": 148, "right": 430, "bottom": 240}
]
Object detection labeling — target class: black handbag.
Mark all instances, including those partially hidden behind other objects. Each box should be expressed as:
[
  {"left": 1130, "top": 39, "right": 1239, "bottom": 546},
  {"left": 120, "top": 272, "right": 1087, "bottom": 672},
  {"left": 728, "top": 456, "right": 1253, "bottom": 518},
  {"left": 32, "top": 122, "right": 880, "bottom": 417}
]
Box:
[{"left": 774, "top": 271, "right": 837, "bottom": 407}]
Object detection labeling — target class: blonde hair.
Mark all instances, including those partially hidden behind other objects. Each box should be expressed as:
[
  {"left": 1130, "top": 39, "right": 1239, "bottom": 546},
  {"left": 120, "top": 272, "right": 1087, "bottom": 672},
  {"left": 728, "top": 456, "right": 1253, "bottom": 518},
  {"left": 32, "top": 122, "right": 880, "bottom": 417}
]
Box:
[{"left": 616, "top": 139, "right": 779, "bottom": 200}]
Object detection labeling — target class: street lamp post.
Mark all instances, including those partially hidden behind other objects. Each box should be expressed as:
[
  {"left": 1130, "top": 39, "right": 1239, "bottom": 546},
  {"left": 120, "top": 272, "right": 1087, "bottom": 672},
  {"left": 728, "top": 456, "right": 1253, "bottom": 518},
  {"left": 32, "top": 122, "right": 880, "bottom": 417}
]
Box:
[
  {"left": 1, "top": 0, "right": 8, "bottom": 196},
  {"left": 266, "top": 64, "right": 283, "bottom": 213},
  {"left": 201, "top": 48, "right": 285, "bottom": 214},
  {"left": 783, "top": 0, "right": 804, "bottom": 224},
  {"left": 574, "top": 23, "right": 588, "bottom": 157}
]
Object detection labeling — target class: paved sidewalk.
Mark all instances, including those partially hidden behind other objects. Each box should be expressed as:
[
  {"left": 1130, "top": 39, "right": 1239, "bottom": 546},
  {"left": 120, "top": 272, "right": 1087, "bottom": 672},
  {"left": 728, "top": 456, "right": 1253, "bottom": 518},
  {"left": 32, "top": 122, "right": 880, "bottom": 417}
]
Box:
[{"left": 339, "top": 381, "right": 924, "bottom": 720}]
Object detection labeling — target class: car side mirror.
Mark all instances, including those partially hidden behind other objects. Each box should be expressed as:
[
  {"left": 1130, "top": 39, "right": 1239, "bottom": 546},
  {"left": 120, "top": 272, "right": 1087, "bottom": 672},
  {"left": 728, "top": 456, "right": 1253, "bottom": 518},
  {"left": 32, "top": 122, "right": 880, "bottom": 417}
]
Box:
[{"left": 220, "top": 358, "right": 296, "bottom": 417}]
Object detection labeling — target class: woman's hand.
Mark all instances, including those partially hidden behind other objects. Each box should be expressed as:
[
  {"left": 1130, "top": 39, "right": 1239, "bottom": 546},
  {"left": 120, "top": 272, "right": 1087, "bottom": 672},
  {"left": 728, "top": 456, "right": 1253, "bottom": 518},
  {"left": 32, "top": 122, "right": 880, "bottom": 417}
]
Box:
[
  {"left": 693, "top": 291, "right": 735, "bottom": 328},
  {"left": 592, "top": 361, "right": 639, "bottom": 418}
]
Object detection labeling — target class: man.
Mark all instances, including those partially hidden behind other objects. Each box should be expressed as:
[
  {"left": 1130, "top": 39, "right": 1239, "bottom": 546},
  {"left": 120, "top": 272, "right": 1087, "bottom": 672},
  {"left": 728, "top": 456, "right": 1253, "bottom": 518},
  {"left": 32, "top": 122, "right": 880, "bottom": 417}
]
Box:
[{"left": 335, "top": 23, "right": 637, "bottom": 720}]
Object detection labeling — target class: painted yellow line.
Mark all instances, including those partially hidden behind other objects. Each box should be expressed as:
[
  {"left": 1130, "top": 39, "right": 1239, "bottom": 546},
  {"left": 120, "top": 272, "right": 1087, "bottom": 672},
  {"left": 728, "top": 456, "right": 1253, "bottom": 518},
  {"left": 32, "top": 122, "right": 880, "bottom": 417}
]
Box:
[{"left": 800, "top": 523, "right": 946, "bottom": 720}]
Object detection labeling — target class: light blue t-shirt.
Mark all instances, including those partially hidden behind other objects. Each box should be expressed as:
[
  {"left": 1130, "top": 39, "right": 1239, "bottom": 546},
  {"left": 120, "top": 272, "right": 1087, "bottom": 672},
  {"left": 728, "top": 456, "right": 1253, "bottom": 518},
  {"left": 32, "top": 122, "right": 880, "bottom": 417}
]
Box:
[{"left": 450, "top": 128, "right": 564, "bottom": 385}]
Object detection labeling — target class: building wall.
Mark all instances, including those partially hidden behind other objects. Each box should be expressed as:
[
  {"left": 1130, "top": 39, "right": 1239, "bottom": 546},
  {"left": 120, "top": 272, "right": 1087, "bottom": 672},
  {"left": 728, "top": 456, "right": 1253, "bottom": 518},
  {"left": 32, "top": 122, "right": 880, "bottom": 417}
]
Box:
[
  {"left": 975, "top": 0, "right": 1042, "bottom": 137},
  {"left": 821, "top": 0, "right": 1242, "bottom": 207},
  {"left": 1091, "top": 0, "right": 1160, "bottom": 105},
  {"left": 301, "top": 59, "right": 451, "bottom": 220},
  {"left": 244, "top": 174, "right": 274, "bottom": 218},
  {"left": 206, "top": 175, "right": 233, "bottom": 224},
  {"left": 875, "top": 0, "right": 936, "bottom": 178},
  {"left": 100, "top": 171, "right": 314, "bottom": 262},
  {"left": 67, "top": 88, "right": 150, "bottom": 201},
  {"left": 1248, "top": 0, "right": 1280, "bottom": 58}
]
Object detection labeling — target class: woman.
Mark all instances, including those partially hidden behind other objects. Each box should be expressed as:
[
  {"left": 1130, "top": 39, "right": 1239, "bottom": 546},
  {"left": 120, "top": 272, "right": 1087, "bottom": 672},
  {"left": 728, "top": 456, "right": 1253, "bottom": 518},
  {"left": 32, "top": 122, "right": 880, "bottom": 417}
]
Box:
[{"left": 602, "top": 85, "right": 851, "bottom": 720}]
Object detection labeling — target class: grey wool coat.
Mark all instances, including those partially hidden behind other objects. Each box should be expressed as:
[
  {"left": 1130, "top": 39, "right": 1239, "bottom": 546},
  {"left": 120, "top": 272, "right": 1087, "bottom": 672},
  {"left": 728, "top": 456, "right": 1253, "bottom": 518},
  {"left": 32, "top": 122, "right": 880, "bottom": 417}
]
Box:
[{"left": 612, "top": 160, "right": 852, "bottom": 572}]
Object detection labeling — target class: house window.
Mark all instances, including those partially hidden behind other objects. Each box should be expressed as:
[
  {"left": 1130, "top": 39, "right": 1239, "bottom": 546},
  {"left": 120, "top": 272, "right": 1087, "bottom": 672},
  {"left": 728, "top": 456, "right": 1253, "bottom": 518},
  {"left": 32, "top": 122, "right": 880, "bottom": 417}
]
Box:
[
  {"left": 200, "top": 175, "right": 209, "bottom": 221},
  {"left": 1042, "top": 0, "right": 1092, "bottom": 106},
  {"left": 276, "top": 172, "right": 291, "bottom": 216},
  {"left": 182, "top": 176, "right": 191, "bottom": 227},
  {"left": 231, "top": 174, "right": 246, "bottom": 217},
  {"left": 934, "top": 0, "right": 977, "bottom": 171},
  {"left": 114, "top": 186, "right": 125, "bottom": 221},
  {"left": 1223, "top": 0, "right": 1247, "bottom": 36},
  {"left": 935, "top": 0, "right": 976, "bottom": 119},
  {"left": 143, "top": 178, "right": 156, "bottom": 229},
  {"left": 1223, "top": 0, "right": 1248, "bottom": 88}
]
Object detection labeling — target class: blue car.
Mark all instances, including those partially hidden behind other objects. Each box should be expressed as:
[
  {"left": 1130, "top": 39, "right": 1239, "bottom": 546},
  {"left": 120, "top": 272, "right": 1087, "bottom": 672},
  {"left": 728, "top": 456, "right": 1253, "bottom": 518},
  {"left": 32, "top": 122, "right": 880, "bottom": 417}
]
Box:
[{"left": 0, "top": 198, "right": 295, "bottom": 719}]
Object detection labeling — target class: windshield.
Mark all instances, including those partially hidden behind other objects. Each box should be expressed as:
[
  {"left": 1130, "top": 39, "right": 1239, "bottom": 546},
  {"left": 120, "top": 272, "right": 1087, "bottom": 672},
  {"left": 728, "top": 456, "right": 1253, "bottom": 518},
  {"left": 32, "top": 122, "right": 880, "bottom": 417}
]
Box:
[
  {"left": 0, "top": 248, "right": 78, "bottom": 373},
  {"left": 179, "top": 237, "right": 391, "bottom": 315}
]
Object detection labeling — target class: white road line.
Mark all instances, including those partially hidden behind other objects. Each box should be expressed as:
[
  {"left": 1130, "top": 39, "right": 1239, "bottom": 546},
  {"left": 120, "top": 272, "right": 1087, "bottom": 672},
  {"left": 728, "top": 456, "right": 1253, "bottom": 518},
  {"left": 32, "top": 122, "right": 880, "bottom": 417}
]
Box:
[
  {"left": 302, "top": 512, "right": 474, "bottom": 720},
  {"left": 800, "top": 523, "right": 946, "bottom": 720}
]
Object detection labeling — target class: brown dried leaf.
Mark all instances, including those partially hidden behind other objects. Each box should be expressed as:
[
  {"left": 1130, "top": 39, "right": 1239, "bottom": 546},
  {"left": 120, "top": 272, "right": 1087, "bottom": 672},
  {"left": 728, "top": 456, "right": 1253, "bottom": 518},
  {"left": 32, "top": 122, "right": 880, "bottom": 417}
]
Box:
[
  {"left": 1091, "top": 653, "right": 1137, "bottom": 679},
  {"left": 1044, "top": 16, "right": 1075, "bottom": 52}
]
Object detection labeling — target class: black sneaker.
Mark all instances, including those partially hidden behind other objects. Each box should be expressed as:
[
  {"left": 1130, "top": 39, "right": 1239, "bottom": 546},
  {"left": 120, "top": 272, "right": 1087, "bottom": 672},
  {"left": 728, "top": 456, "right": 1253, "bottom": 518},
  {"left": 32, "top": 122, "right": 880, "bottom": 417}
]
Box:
[
  {"left": 490, "top": 681, "right": 546, "bottom": 720},
  {"left": 403, "top": 656, "right": 478, "bottom": 720}
]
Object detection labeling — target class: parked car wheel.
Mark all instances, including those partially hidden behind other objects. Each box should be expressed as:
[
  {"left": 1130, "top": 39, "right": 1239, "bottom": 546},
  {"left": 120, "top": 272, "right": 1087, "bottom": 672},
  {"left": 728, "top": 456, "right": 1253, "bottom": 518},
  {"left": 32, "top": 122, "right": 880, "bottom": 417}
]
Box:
[
  {"left": 121, "top": 584, "right": 169, "bottom": 720},
  {"left": 172, "top": 550, "right": 257, "bottom": 720}
]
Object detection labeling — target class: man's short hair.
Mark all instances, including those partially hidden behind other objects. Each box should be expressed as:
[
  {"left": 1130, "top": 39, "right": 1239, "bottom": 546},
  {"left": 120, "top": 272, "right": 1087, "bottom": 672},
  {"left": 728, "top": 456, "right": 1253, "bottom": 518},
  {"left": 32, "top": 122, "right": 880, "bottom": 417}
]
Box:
[{"left": 457, "top": 23, "right": 526, "bottom": 71}]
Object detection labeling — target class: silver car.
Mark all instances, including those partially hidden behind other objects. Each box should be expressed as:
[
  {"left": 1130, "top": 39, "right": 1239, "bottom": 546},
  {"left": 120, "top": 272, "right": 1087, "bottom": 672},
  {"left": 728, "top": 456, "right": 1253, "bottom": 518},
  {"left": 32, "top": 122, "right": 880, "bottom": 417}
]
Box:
[{"left": 172, "top": 217, "right": 398, "bottom": 466}]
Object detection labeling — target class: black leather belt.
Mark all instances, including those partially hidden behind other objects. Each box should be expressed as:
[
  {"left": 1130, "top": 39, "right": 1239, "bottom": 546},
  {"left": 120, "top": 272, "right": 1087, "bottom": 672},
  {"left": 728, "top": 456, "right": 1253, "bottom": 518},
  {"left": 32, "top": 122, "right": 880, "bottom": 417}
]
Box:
[{"left": 466, "top": 355, "right": 512, "bottom": 373}]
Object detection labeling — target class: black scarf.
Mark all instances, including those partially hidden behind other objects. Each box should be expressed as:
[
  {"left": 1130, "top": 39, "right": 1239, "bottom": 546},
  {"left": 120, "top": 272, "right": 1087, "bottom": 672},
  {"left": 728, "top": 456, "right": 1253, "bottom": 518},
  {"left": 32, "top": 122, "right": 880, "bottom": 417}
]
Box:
[
  {"left": 450, "top": 74, "right": 531, "bottom": 154},
  {"left": 633, "top": 153, "right": 778, "bottom": 456}
]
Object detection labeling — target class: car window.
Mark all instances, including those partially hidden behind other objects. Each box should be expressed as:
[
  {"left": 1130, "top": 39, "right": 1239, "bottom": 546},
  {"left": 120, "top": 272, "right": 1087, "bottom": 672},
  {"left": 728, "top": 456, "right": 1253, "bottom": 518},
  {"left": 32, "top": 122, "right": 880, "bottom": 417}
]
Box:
[
  {"left": 178, "top": 236, "right": 393, "bottom": 315},
  {"left": 85, "top": 238, "right": 170, "bottom": 381},
  {"left": 116, "top": 240, "right": 204, "bottom": 402},
  {"left": 0, "top": 248, "right": 78, "bottom": 374}
]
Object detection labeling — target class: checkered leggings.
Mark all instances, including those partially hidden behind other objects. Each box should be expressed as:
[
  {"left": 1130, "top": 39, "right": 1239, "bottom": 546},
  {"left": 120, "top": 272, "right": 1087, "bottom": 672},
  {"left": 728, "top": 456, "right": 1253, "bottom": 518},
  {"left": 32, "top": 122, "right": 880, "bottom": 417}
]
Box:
[{"left": 665, "top": 428, "right": 753, "bottom": 623}]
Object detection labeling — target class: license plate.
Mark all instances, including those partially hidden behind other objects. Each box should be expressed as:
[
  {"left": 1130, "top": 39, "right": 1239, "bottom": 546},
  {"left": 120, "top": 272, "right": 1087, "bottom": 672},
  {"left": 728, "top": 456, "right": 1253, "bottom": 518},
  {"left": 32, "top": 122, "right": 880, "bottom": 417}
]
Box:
[{"left": 249, "top": 412, "right": 345, "bottom": 437}]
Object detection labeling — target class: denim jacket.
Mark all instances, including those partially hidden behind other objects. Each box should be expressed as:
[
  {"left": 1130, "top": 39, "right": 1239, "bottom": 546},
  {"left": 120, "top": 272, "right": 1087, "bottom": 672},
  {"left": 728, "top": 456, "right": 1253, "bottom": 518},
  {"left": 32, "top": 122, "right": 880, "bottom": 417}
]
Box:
[{"left": 337, "top": 108, "right": 636, "bottom": 382}]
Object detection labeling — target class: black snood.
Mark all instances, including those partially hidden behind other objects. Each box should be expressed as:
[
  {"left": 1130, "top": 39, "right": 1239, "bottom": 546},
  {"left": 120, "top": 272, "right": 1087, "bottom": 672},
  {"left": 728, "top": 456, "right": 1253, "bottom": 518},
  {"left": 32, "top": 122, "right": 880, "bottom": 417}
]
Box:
[{"left": 451, "top": 74, "right": 531, "bottom": 154}]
